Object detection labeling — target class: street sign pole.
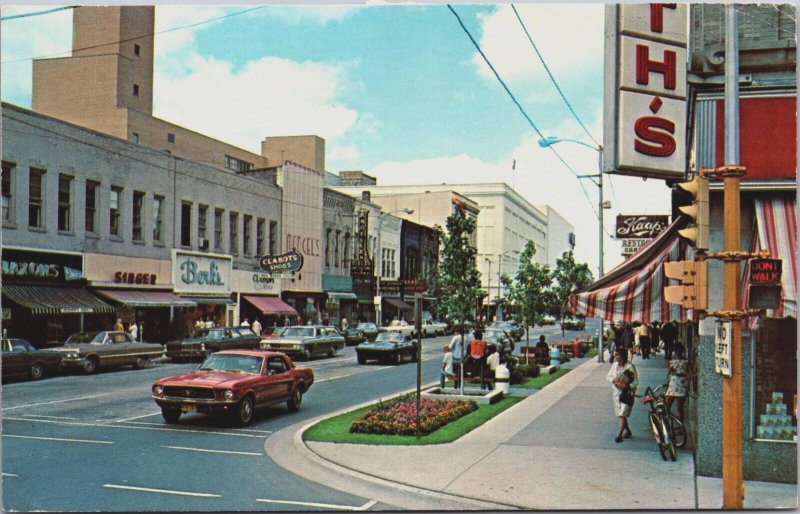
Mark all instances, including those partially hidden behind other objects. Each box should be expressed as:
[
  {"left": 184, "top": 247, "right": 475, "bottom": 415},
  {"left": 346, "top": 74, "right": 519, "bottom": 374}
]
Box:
[{"left": 414, "top": 293, "right": 422, "bottom": 439}]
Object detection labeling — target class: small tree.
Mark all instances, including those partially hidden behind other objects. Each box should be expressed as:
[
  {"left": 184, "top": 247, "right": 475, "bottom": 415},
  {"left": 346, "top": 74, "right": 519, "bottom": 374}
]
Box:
[
  {"left": 436, "top": 207, "right": 481, "bottom": 394},
  {"left": 551, "top": 250, "right": 594, "bottom": 337},
  {"left": 504, "top": 240, "right": 552, "bottom": 362}
]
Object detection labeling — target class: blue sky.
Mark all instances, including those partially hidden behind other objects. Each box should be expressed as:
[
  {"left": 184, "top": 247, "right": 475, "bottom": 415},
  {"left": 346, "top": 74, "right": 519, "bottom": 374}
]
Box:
[{"left": 0, "top": 3, "right": 672, "bottom": 275}]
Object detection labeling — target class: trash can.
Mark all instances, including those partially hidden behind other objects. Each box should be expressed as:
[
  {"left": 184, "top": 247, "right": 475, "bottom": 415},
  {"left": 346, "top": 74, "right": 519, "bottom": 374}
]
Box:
[
  {"left": 549, "top": 347, "right": 561, "bottom": 367},
  {"left": 495, "top": 364, "right": 510, "bottom": 394},
  {"left": 572, "top": 340, "right": 582, "bottom": 358}
]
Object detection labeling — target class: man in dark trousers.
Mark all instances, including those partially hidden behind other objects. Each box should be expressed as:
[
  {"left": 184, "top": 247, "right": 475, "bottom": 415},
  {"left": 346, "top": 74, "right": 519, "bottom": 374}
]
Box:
[{"left": 660, "top": 320, "right": 678, "bottom": 361}]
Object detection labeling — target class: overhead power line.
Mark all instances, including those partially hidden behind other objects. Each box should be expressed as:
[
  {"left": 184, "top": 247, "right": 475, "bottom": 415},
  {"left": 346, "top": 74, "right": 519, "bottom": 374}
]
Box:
[
  {"left": 446, "top": 4, "right": 601, "bottom": 223},
  {"left": 1, "top": 5, "right": 268, "bottom": 65},
  {"left": 510, "top": 4, "right": 600, "bottom": 148},
  {"left": 0, "top": 6, "right": 77, "bottom": 21}
]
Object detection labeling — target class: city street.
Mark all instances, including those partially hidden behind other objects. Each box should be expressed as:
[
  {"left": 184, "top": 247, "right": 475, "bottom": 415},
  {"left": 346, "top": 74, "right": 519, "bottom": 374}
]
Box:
[{"left": 3, "top": 327, "right": 575, "bottom": 512}]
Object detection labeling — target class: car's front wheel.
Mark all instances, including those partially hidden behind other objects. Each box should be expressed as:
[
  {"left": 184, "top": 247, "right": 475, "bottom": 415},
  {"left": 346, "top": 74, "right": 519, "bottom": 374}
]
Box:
[
  {"left": 134, "top": 357, "right": 148, "bottom": 369},
  {"left": 357, "top": 354, "right": 366, "bottom": 365},
  {"left": 287, "top": 387, "right": 303, "bottom": 412},
  {"left": 82, "top": 356, "right": 98, "bottom": 375},
  {"left": 30, "top": 362, "right": 45, "bottom": 381},
  {"left": 162, "top": 408, "right": 181, "bottom": 424},
  {"left": 233, "top": 396, "right": 254, "bottom": 426},
  {"left": 301, "top": 348, "right": 311, "bottom": 361}
]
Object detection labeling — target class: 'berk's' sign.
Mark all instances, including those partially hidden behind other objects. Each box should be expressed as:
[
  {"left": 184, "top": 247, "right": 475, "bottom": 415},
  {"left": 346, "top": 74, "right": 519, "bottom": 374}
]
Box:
[{"left": 604, "top": 4, "right": 688, "bottom": 180}]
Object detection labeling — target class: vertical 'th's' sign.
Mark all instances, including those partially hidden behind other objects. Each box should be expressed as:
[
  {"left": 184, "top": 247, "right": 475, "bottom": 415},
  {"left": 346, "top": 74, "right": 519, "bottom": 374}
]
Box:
[{"left": 604, "top": 4, "right": 688, "bottom": 180}]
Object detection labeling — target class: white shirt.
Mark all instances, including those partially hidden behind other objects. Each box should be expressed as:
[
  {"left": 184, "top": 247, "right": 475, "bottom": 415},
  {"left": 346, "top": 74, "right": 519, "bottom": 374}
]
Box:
[
  {"left": 487, "top": 352, "right": 500, "bottom": 371},
  {"left": 251, "top": 320, "right": 262, "bottom": 336},
  {"left": 128, "top": 324, "right": 138, "bottom": 340},
  {"left": 441, "top": 352, "right": 454, "bottom": 374},
  {"left": 449, "top": 333, "right": 473, "bottom": 361}
]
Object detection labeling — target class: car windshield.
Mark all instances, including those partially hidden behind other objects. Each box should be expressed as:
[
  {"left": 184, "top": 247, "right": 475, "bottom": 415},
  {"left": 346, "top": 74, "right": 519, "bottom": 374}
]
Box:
[
  {"left": 282, "top": 327, "right": 314, "bottom": 337},
  {"left": 357, "top": 323, "right": 374, "bottom": 330},
  {"left": 375, "top": 332, "right": 403, "bottom": 343},
  {"left": 483, "top": 330, "right": 503, "bottom": 341},
  {"left": 238, "top": 328, "right": 255, "bottom": 336},
  {"left": 198, "top": 353, "right": 262, "bottom": 374},
  {"left": 195, "top": 329, "right": 224, "bottom": 339},
  {"left": 66, "top": 332, "right": 100, "bottom": 344},
  {"left": 389, "top": 320, "right": 406, "bottom": 327}
]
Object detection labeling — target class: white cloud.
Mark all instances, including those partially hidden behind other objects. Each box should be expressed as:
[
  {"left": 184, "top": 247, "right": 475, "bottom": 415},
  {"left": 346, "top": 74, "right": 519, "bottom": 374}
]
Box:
[
  {"left": 0, "top": 6, "right": 73, "bottom": 106},
  {"left": 472, "top": 4, "right": 604, "bottom": 82},
  {"left": 367, "top": 132, "right": 672, "bottom": 277},
  {"left": 154, "top": 54, "right": 360, "bottom": 154}
]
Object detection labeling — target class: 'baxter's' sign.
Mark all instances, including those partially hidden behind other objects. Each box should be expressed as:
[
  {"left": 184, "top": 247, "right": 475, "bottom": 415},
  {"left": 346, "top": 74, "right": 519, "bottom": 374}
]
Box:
[
  {"left": 604, "top": 4, "right": 688, "bottom": 179},
  {"left": 172, "top": 250, "right": 231, "bottom": 295},
  {"left": 259, "top": 250, "right": 304, "bottom": 275}
]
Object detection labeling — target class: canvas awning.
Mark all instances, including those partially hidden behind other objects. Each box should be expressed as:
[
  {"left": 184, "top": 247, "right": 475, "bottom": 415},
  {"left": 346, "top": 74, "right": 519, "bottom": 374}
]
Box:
[
  {"left": 2, "top": 285, "right": 115, "bottom": 315},
  {"left": 181, "top": 296, "right": 235, "bottom": 305},
  {"left": 96, "top": 289, "right": 197, "bottom": 308},
  {"left": 384, "top": 298, "right": 413, "bottom": 311},
  {"left": 327, "top": 292, "right": 358, "bottom": 301},
  {"left": 243, "top": 295, "right": 298, "bottom": 316},
  {"left": 744, "top": 196, "right": 796, "bottom": 321},
  {"left": 569, "top": 218, "right": 689, "bottom": 323}
]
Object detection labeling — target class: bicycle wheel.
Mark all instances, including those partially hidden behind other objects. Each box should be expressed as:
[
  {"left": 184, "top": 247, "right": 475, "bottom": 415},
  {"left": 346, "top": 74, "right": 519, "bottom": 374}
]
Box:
[
  {"left": 660, "top": 417, "right": 677, "bottom": 461},
  {"left": 671, "top": 416, "right": 687, "bottom": 449},
  {"left": 649, "top": 413, "right": 667, "bottom": 461}
]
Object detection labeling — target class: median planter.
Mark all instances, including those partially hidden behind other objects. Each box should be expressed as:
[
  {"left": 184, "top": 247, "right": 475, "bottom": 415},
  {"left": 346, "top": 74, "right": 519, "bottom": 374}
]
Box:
[{"left": 350, "top": 393, "right": 478, "bottom": 436}]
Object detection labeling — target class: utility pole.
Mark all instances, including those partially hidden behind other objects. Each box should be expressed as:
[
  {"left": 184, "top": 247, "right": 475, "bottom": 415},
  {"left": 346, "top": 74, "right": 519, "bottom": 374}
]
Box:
[{"left": 722, "top": 5, "right": 744, "bottom": 508}]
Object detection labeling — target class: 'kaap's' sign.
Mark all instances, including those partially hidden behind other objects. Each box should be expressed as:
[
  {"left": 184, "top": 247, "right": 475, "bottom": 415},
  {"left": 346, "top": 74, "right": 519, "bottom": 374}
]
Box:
[
  {"left": 616, "top": 214, "right": 669, "bottom": 239},
  {"left": 604, "top": 4, "right": 688, "bottom": 180}
]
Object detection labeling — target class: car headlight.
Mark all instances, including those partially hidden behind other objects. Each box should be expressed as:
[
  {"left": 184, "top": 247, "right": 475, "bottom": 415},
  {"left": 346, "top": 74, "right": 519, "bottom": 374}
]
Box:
[
  {"left": 153, "top": 386, "right": 164, "bottom": 395},
  {"left": 294, "top": 344, "right": 301, "bottom": 350},
  {"left": 67, "top": 351, "right": 79, "bottom": 359},
  {"left": 223, "top": 390, "right": 234, "bottom": 399}
]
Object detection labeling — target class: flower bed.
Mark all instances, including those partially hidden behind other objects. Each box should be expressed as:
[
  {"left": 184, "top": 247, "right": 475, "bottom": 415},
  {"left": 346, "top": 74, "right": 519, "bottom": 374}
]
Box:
[{"left": 350, "top": 393, "right": 478, "bottom": 436}]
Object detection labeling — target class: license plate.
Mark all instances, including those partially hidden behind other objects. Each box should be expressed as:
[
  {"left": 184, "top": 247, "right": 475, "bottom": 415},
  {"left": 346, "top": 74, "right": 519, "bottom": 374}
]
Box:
[{"left": 181, "top": 404, "right": 197, "bottom": 413}]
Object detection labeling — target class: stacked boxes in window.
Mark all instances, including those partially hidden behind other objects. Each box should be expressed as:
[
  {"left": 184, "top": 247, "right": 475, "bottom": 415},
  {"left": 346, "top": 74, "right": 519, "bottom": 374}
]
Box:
[{"left": 756, "top": 392, "right": 797, "bottom": 441}]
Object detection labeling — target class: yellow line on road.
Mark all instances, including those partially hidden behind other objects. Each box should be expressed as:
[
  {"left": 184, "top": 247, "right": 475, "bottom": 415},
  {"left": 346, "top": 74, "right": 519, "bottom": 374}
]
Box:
[{"left": 103, "top": 484, "right": 220, "bottom": 498}]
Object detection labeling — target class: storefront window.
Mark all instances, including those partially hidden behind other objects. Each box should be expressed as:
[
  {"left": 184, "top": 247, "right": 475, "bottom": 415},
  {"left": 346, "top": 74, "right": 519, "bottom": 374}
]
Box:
[{"left": 753, "top": 318, "right": 797, "bottom": 441}]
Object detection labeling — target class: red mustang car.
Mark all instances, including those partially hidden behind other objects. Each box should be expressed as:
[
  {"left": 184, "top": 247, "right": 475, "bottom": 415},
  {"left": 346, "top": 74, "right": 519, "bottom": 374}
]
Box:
[{"left": 151, "top": 350, "right": 314, "bottom": 425}]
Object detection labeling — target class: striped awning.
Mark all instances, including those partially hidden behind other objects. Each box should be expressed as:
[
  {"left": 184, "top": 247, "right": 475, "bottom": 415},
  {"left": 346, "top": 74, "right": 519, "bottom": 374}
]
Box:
[
  {"left": 569, "top": 218, "right": 689, "bottom": 323},
  {"left": 745, "top": 196, "right": 796, "bottom": 321},
  {"left": 2, "top": 285, "right": 115, "bottom": 315},
  {"left": 96, "top": 289, "right": 198, "bottom": 308}
]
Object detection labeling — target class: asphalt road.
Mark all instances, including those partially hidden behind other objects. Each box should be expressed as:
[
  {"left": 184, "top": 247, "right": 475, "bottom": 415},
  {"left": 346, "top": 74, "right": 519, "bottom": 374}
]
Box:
[{"left": 1, "top": 323, "right": 590, "bottom": 512}]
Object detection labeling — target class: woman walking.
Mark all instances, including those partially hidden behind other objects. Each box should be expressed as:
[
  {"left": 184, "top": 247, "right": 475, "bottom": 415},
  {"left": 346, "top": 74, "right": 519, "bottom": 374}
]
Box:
[
  {"left": 607, "top": 349, "right": 638, "bottom": 443},
  {"left": 665, "top": 345, "right": 688, "bottom": 423}
]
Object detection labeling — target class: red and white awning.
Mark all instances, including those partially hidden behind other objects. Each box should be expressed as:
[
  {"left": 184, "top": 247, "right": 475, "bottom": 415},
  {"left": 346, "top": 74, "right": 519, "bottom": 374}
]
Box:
[
  {"left": 569, "top": 218, "right": 689, "bottom": 323},
  {"left": 746, "top": 196, "right": 797, "bottom": 320}
]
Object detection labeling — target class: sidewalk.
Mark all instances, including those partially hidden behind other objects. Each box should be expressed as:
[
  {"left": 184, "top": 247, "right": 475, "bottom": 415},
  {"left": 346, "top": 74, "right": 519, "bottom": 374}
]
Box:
[{"left": 266, "top": 354, "right": 798, "bottom": 510}]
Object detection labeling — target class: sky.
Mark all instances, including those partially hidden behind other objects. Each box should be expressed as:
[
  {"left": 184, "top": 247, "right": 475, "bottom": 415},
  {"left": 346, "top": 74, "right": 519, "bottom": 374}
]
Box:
[{"left": 0, "top": 3, "right": 673, "bottom": 278}]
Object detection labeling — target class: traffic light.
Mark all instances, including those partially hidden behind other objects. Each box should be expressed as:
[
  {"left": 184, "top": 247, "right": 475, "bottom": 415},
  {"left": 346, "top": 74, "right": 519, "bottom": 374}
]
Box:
[
  {"left": 675, "top": 175, "right": 709, "bottom": 251},
  {"left": 664, "top": 260, "right": 708, "bottom": 310}
]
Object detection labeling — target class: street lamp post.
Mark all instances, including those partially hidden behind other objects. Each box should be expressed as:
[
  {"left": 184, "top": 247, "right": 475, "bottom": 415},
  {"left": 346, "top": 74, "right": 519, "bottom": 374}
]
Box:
[
  {"left": 375, "top": 208, "right": 414, "bottom": 327},
  {"left": 538, "top": 136, "right": 608, "bottom": 362},
  {"left": 497, "top": 249, "right": 518, "bottom": 321},
  {"left": 484, "top": 257, "right": 492, "bottom": 321}
]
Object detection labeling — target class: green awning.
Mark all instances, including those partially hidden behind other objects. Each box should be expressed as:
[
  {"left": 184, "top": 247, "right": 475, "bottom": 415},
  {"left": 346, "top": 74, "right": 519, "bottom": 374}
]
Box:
[{"left": 3, "top": 285, "right": 115, "bottom": 315}]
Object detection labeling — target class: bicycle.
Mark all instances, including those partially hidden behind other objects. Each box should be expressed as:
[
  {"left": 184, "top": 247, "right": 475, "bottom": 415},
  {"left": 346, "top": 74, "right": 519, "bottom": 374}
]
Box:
[{"left": 641, "top": 385, "right": 685, "bottom": 461}]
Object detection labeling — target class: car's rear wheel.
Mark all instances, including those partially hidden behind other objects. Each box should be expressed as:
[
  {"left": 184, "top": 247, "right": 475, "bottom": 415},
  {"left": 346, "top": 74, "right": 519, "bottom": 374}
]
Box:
[
  {"left": 82, "top": 356, "right": 98, "bottom": 375},
  {"left": 327, "top": 346, "right": 335, "bottom": 358},
  {"left": 161, "top": 408, "right": 181, "bottom": 424},
  {"left": 30, "top": 362, "right": 45, "bottom": 381},
  {"left": 233, "top": 396, "right": 254, "bottom": 426},
  {"left": 287, "top": 387, "right": 303, "bottom": 412},
  {"left": 411, "top": 349, "right": 419, "bottom": 362},
  {"left": 134, "top": 357, "right": 148, "bottom": 369},
  {"left": 394, "top": 352, "right": 402, "bottom": 365},
  {"left": 357, "top": 354, "right": 366, "bottom": 365},
  {"left": 301, "top": 348, "right": 311, "bottom": 361}
]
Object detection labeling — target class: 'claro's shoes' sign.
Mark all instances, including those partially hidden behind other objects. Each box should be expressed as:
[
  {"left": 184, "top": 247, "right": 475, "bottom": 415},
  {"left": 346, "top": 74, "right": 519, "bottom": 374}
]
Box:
[
  {"left": 172, "top": 250, "right": 232, "bottom": 295},
  {"left": 258, "top": 250, "right": 304, "bottom": 278}
]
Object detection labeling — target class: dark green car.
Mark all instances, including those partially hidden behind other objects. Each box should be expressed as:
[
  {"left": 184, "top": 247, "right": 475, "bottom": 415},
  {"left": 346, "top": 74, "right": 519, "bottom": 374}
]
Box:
[
  {"left": 165, "top": 327, "right": 261, "bottom": 363},
  {"left": 260, "top": 326, "right": 345, "bottom": 361},
  {"left": 355, "top": 331, "right": 418, "bottom": 365}
]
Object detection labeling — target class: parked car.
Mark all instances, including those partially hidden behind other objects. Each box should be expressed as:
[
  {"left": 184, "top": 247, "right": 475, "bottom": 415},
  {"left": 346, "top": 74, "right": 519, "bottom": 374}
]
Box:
[
  {"left": 385, "top": 319, "right": 417, "bottom": 338},
  {"left": 260, "top": 325, "right": 345, "bottom": 360},
  {"left": 355, "top": 322, "right": 379, "bottom": 342},
  {"left": 355, "top": 331, "right": 418, "bottom": 365},
  {"left": 490, "top": 320, "right": 524, "bottom": 341},
  {"left": 541, "top": 314, "right": 557, "bottom": 325},
  {"left": 422, "top": 319, "right": 448, "bottom": 337},
  {"left": 2, "top": 338, "right": 63, "bottom": 381},
  {"left": 55, "top": 331, "right": 164, "bottom": 375},
  {"left": 561, "top": 316, "right": 586, "bottom": 331},
  {"left": 165, "top": 326, "right": 261, "bottom": 362},
  {"left": 481, "top": 328, "right": 515, "bottom": 354},
  {"left": 151, "top": 350, "right": 314, "bottom": 425}
]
